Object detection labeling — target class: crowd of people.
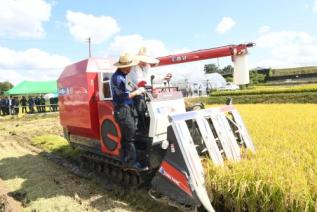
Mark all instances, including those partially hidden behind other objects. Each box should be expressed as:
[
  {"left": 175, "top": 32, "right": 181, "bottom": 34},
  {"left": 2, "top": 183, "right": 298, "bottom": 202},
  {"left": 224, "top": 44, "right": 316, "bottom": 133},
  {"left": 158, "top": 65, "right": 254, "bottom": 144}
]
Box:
[
  {"left": 0, "top": 95, "right": 58, "bottom": 116},
  {"left": 183, "top": 84, "right": 205, "bottom": 97}
]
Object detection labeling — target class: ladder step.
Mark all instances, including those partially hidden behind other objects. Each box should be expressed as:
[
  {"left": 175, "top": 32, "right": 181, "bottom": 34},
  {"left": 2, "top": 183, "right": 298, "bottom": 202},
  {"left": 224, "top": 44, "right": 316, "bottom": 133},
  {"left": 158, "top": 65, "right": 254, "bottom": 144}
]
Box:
[{"left": 201, "top": 148, "right": 207, "bottom": 153}]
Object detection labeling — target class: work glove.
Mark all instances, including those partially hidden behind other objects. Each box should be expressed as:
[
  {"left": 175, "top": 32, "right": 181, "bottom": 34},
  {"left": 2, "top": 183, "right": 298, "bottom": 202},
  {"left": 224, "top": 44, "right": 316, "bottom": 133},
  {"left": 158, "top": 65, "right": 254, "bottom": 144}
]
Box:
[{"left": 134, "top": 87, "right": 146, "bottom": 95}]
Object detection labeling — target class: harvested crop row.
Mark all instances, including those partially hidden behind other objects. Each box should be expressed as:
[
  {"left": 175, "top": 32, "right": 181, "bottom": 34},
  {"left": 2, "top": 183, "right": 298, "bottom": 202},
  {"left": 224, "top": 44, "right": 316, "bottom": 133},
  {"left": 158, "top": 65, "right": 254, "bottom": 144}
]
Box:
[{"left": 211, "top": 84, "right": 317, "bottom": 96}]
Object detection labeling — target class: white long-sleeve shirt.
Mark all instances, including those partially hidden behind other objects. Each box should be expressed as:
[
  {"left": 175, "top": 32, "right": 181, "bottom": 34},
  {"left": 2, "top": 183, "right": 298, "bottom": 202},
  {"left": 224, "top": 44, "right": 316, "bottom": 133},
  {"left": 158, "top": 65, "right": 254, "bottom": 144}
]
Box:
[{"left": 126, "top": 64, "right": 151, "bottom": 91}]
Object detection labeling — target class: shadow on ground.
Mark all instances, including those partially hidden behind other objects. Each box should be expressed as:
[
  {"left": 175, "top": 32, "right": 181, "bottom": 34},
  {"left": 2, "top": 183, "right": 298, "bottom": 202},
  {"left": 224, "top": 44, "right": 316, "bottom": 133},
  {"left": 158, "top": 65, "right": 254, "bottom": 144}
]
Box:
[{"left": 0, "top": 153, "right": 176, "bottom": 212}]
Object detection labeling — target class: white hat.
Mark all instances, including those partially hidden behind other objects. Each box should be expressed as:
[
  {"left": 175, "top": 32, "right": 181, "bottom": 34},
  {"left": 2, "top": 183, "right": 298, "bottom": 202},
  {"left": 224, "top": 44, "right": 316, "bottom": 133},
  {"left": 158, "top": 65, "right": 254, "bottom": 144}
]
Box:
[
  {"left": 136, "top": 47, "right": 159, "bottom": 64},
  {"left": 113, "top": 52, "right": 139, "bottom": 68}
]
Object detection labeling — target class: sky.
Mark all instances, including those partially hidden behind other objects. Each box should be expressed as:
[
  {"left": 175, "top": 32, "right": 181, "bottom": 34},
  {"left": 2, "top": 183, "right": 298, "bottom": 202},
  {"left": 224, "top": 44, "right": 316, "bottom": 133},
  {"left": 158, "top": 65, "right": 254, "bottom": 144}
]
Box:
[{"left": 1, "top": 0, "right": 317, "bottom": 85}]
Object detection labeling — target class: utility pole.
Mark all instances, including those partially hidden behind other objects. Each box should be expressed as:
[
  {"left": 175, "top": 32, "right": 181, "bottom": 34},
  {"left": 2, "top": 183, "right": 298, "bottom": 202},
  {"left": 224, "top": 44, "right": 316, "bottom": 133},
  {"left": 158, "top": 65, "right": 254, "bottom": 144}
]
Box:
[{"left": 87, "top": 37, "right": 91, "bottom": 58}]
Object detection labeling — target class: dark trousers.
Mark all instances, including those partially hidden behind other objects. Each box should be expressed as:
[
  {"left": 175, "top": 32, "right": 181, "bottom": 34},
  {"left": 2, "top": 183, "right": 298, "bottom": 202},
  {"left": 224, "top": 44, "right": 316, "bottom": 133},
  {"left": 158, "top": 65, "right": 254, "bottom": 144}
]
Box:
[
  {"left": 36, "top": 105, "right": 41, "bottom": 112},
  {"left": 133, "top": 95, "right": 148, "bottom": 133},
  {"left": 114, "top": 104, "right": 138, "bottom": 165},
  {"left": 29, "top": 106, "right": 34, "bottom": 113},
  {"left": 14, "top": 107, "right": 19, "bottom": 115},
  {"left": 22, "top": 106, "right": 27, "bottom": 113}
]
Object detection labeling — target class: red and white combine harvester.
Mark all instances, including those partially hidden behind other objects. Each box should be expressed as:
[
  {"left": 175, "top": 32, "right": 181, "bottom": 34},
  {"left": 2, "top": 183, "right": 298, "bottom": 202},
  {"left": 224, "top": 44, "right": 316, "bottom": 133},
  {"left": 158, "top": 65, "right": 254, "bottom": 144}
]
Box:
[{"left": 58, "top": 43, "right": 256, "bottom": 211}]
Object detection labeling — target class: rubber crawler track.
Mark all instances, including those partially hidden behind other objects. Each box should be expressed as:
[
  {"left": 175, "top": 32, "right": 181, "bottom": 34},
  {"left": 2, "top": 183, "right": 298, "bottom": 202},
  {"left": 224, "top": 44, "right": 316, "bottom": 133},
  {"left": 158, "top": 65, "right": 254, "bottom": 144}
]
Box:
[
  {"left": 79, "top": 152, "right": 155, "bottom": 188},
  {"left": 14, "top": 140, "right": 194, "bottom": 211}
]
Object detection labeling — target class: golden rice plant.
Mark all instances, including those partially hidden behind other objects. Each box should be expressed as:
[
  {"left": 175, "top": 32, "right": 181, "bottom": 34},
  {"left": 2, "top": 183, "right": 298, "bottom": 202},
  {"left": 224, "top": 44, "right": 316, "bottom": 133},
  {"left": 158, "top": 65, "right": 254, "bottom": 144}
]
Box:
[{"left": 204, "top": 104, "right": 317, "bottom": 212}]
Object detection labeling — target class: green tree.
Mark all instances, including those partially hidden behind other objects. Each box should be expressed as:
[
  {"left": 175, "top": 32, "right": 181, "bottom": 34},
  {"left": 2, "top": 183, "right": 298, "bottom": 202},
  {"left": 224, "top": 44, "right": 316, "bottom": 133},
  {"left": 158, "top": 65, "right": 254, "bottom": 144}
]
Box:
[
  {"left": 250, "top": 71, "right": 266, "bottom": 84},
  {"left": 0, "top": 81, "right": 14, "bottom": 95},
  {"left": 222, "top": 65, "right": 234, "bottom": 75},
  {"left": 204, "top": 63, "right": 220, "bottom": 74}
]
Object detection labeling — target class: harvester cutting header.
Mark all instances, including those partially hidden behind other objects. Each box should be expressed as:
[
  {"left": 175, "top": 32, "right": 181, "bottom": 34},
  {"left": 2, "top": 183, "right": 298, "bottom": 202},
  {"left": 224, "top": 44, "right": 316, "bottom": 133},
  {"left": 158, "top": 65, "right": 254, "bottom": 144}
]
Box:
[{"left": 58, "top": 43, "right": 255, "bottom": 211}]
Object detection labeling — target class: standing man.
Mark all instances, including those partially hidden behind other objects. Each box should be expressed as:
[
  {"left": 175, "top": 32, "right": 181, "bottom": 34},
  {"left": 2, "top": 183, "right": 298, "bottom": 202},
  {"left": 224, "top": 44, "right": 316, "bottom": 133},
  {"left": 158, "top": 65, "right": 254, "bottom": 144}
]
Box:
[
  {"left": 10, "top": 96, "right": 16, "bottom": 115},
  {"left": 49, "top": 97, "right": 53, "bottom": 112},
  {"left": 125, "top": 47, "right": 159, "bottom": 132},
  {"left": 111, "top": 52, "right": 147, "bottom": 170},
  {"left": 40, "top": 95, "right": 46, "bottom": 112},
  {"left": 28, "top": 96, "right": 35, "bottom": 114},
  {"left": 13, "top": 97, "right": 19, "bottom": 115},
  {"left": 9, "top": 96, "right": 13, "bottom": 115},
  {"left": 35, "top": 96, "right": 41, "bottom": 112},
  {"left": 4, "top": 96, "right": 10, "bottom": 115},
  {"left": 198, "top": 84, "right": 202, "bottom": 96},
  {"left": 0, "top": 97, "right": 4, "bottom": 116},
  {"left": 20, "top": 96, "right": 27, "bottom": 113},
  {"left": 53, "top": 97, "right": 58, "bottom": 111}
]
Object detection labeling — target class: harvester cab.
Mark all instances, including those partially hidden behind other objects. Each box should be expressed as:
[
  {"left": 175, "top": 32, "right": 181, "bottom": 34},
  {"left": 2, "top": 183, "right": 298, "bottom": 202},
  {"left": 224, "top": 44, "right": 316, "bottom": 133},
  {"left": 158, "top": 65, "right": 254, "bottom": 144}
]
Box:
[{"left": 58, "top": 43, "right": 255, "bottom": 212}]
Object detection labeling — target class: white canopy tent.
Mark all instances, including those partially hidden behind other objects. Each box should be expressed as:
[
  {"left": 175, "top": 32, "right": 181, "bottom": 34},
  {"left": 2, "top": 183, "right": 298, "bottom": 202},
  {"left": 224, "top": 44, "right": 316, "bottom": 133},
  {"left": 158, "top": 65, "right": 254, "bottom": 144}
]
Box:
[{"left": 204, "top": 73, "right": 227, "bottom": 89}]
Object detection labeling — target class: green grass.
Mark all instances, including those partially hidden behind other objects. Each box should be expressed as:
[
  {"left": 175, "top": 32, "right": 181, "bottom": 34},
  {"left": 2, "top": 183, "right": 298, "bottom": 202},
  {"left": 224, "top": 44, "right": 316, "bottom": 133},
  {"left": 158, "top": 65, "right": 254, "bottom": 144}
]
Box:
[
  {"left": 31, "top": 135, "right": 81, "bottom": 160},
  {"left": 211, "top": 84, "right": 317, "bottom": 96},
  {"left": 205, "top": 104, "right": 317, "bottom": 212},
  {"left": 270, "top": 66, "right": 317, "bottom": 77},
  {"left": 193, "top": 84, "right": 317, "bottom": 104}
]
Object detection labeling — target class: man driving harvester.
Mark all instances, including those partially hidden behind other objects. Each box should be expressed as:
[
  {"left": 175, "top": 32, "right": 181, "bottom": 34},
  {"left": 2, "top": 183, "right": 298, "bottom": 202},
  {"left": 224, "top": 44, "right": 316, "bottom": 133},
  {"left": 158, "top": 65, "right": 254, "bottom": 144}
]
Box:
[
  {"left": 126, "top": 47, "right": 159, "bottom": 133},
  {"left": 111, "top": 52, "right": 148, "bottom": 170}
]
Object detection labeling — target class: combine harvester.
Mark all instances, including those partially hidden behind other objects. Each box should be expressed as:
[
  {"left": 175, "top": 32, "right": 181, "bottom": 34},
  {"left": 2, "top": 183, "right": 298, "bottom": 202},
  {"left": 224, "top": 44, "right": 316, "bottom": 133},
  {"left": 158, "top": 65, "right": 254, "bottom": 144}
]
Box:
[{"left": 58, "top": 43, "right": 256, "bottom": 211}]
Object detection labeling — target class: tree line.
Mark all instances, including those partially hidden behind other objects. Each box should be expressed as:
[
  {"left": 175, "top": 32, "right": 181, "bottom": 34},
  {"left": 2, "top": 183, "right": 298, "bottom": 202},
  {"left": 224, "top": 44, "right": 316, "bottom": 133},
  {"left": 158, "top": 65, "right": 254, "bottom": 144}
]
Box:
[{"left": 204, "top": 63, "right": 269, "bottom": 84}]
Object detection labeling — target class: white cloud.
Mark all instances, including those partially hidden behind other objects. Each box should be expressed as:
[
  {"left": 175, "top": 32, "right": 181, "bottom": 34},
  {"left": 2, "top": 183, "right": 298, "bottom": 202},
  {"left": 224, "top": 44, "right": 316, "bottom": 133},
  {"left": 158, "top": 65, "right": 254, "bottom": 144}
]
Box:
[
  {"left": 255, "top": 31, "right": 317, "bottom": 68},
  {"left": 216, "top": 17, "right": 236, "bottom": 34},
  {"left": 108, "top": 34, "right": 169, "bottom": 57},
  {"left": 0, "top": 46, "right": 71, "bottom": 85},
  {"left": 0, "top": 0, "right": 51, "bottom": 38},
  {"left": 107, "top": 34, "right": 211, "bottom": 83},
  {"left": 313, "top": 0, "right": 317, "bottom": 12},
  {"left": 66, "top": 10, "right": 120, "bottom": 44},
  {"left": 259, "top": 25, "right": 271, "bottom": 33}
]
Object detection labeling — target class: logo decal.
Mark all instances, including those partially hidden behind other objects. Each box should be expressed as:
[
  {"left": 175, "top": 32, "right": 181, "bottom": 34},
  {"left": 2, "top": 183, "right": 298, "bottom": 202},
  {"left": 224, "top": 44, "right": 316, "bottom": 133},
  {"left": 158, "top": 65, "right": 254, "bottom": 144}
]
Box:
[
  {"left": 171, "top": 55, "right": 187, "bottom": 62},
  {"left": 58, "top": 88, "right": 69, "bottom": 96},
  {"left": 159, "top": 166, "right": 181, "bottom": 186}
]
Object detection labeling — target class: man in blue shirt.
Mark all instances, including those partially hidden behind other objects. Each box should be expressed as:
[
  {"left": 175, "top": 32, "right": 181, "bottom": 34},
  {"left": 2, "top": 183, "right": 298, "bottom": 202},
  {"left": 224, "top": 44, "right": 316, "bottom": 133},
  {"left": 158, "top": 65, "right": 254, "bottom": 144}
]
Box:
[
  {"left": 111, "top": 52, "right": 146, "bottom": 170},
  {"left": 35, "top": 96, "right": 41, "bottom": 112},
  {"left": 28, "top": 96, "right": 35, "bottom": 113}
]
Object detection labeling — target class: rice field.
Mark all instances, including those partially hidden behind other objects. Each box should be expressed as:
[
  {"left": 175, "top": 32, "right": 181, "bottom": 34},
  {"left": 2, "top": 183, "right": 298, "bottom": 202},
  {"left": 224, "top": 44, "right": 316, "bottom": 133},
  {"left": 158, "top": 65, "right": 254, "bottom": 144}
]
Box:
[
  {"left": 211, "top": 83, "right": 317, "bottom": 96},
  {"left": 204, "top": 104, "right": 317, "bottom": 212},
  {"left": 1, "top": 104, "right": 316, "bottom": 211}
]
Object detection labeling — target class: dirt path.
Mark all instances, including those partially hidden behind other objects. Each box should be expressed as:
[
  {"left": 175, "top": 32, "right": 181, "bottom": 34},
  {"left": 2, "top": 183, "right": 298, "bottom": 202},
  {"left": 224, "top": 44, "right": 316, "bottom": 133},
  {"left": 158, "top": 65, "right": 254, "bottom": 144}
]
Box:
[
  {"left": 0, "top": 139, "right": 133, "bottom": 211},
  {"left": 0, "top": 114, "right": 173, "bottom": 212}
]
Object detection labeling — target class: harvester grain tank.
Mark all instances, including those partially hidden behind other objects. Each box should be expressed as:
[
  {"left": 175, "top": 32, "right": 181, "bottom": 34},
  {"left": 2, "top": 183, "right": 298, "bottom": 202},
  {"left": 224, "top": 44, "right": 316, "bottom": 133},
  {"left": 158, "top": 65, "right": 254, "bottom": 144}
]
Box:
[{"left": 58, "top": 43, "right": 255, "bottom": 211}]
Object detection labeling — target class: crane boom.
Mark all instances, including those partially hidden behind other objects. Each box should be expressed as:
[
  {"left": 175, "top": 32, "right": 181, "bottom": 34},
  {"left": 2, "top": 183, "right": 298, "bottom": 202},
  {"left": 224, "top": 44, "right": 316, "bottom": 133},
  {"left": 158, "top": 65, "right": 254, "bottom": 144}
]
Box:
[{"left": 156, "top": 42, "right": 255, "bottom": 67}]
